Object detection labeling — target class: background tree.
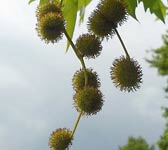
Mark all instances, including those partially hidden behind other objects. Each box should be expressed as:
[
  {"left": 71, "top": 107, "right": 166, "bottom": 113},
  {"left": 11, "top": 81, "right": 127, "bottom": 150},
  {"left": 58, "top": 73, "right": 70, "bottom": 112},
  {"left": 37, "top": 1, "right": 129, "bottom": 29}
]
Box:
[
  {"left": 147, "top": 31, "right": 168, "bottom": 96},
  {"left": 157, "top": 107, "right": 168, "bottom": 150},
  {"left": 147, "top": 31, "right": 168, "bottom": 76},
  {"left": 119, "top": 136, "right": 155, "bottom": 150},
  {"left": 146, "top": 31, "right": 168, "bottom": 150}
]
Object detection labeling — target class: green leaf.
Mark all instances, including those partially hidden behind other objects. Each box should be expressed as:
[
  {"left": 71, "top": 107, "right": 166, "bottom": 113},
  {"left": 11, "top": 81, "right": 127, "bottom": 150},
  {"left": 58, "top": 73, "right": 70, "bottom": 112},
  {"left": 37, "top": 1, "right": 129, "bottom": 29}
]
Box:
[
  {"left": 78, "top": 0, "right": 92, "bottom": 23},
  {"left": 78, "top": 0, "right": 91, "bottom": 10},
  {"left": 28, "top": 0, "right": 49, "bottom": 5},
  {"left": 124, "top": 0, "right": 138, "bottom": 19},
  {"left": 62, "top": 0, "right": 78, "bottom": 51},
  {"left": 138, "top": 0, "right": 167, "bottom": 23},
  {"left": 151, "top": 0, "right": 167, "bottom": 23},
  {"left": 39, "top": 0, "right": 49, "bottom": 5},
  {"left": 28, "top": 0, "right": 36, "bottom": 4},
  {"left": 62, "top": 0, "right": 92, "bottom": 51},
  {"left": 138, "top": 0, "right": 154, "bottom": 11}
]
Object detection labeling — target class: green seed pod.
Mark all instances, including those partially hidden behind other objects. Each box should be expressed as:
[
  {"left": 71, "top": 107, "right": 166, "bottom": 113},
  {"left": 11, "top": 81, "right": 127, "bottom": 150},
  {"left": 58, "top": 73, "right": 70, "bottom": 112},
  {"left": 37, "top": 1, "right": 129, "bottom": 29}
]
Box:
[
  {"left": 74, "top": 87, "right": 104, "bottom": 116},
  {"left": 76, "top": 33, "right": 102, "bottom": 59},
  {"left": 97, "top": 0, "right": 128, "bottom": 27},
  {"left": 36, "top": 12, "right": 65, "bottom": 43},
  {"left": 88, "top": 9, "right": 115, "bottom": 39},
  {"left": 110, "top": 56, "right": 143, "bottom": 92},
  {"left": 36, "top": 1, "right": 61, "bottom": 21},
  {"left": 49, "top": 128, "right": 72, "bottom": 150},
  {"left": 72, "top": 68, "right": 100, "bottom": 91}
]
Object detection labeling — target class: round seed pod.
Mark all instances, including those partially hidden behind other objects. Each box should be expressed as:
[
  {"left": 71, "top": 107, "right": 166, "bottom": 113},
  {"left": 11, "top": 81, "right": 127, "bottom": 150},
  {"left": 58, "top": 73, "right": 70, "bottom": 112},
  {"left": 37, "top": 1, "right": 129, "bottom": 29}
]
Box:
[
  {"left": 74, "top": 87, "right": 104, "bottom": 116},
  {"left": 36, "top": 12, "right": 65, "bottom": 43},
  {"left": 88, "top": 9, "right": 114, "bottom": 39},
  {"left": 36, "top": 1, "right": 61, "bottom": 21},
  {"left": 110, "top": 56, "right": 143, "bottom": 92},
  {"left": 49, "top": 128, "right": 72, "bottom": 150},
  {"left": 72, "top": 68, "right": 100, "bottom": 91},
  {"left": 97, "top": 0, "right": 128, "bottom": 26},
  {"left": 76, "top": 34, "right": 102, "bottom": 59}
]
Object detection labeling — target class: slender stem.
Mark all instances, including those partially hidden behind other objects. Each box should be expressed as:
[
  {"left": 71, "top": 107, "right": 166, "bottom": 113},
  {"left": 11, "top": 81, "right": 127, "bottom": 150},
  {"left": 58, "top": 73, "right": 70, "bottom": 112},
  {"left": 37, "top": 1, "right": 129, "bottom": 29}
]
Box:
[
  {"left": 96, "top": 9, "right": 130, "bottom": 58},
  {"left": 114, "top": 27, "right": 130, "bottom": 59},
  {"left": 63, "top": 28, "right": 88, "bottom": 138},
  {"left": 63, "top": 29, "right": 81, "bottom": 59},
  {"left": 80, "top": 58, "right": 88, "bottom": 86},
  {"left": 70, "top": 58, "right": 87, "bottom": 138},
  {"left": 63, "top": 28, "right": 88, "bottom": 85},
  {"left": 71, "top": 112, "right": 83, "bottom": 138}
]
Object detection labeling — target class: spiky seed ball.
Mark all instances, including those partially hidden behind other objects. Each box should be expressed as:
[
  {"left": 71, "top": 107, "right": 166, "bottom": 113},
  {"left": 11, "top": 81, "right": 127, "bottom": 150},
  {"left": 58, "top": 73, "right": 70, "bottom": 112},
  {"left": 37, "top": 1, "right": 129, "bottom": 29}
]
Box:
[
  {"left": 74, "top": 87, "right": 104, "bottom": 115},
  {"left": 36, "top": 1, "right": 61, "bottom": 21},
  {"left": 110, "top": 56, "right": 142, "bottom": 92},
  {"left": 97, "top": 0, "right": 128, "bottom": 26},
  {"left": 75, "top": 34, "right": 102, "bottom": 59},
  {"left": 88, "top": 9, "right": 115, "bottom": 39},
  {"left": 36, "top": 12, "right": 65, "bottom": 43},
  {"left": 49, "top": 128, "right": 72, "bottom": 150},
  {"left": 72, "top": 68, "right": 100, "bottom": 91}
]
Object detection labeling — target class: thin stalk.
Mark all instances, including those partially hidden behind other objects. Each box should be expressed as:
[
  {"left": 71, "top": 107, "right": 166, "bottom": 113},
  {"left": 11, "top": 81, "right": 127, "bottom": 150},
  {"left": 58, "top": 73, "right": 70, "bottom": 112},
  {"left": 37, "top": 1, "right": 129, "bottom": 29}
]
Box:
[
  {"left": 63, "top": 28, "right": 88, "bottom": 85},
  {"left": 114, "top": 27, "right": 130, "bottom": 59},
  {"left": 96, "top": 9, "right": 129, "bottom": 58},
  {"left": 63, "top": 28, "right": 88, "bottom": 138},
  {"left": 70, "top": 58, "right": 87, "bottom": 138},
  {"left": 63, "top": 29, "right": 81, "bottom": 59},
  {"left": 80, "top": 58, "right": 88, "bottom": 86},
  {"left": 71, "top": 112, "right": 83, "bottom": 138}
]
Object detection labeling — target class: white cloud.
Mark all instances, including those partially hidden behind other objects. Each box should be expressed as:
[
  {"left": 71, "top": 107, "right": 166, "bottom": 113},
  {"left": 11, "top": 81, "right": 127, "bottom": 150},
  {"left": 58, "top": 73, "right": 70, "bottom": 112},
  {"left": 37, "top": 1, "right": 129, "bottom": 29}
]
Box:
[
  {"left": 0, "top": 65, "right": 30, "bottom": 87},
  {"left": 131, "top": 85, "right": 165, "bottom": 120}
]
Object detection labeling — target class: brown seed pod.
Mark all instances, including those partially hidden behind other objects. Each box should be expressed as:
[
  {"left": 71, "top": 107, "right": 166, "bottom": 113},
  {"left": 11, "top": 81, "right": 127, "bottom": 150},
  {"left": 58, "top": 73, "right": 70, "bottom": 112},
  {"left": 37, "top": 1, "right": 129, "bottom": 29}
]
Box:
[
  {"left": 72, "top": 68, "right": 100, "bottom": 91},
  {"left": 36, "top": 12, "right": 65, "bottom": 43},
  {"left": 88, "top": 9, "right": 115, "bottom": 39},
  {"left": 49, "top": 128, "right": 72, "bottom": 150},
  {"left": 88, "top": 0, "right": 128, "bottom": 39},
  {"left": 36, "top": 1, "right": 62, "bottom": 21},
  {"left": 74, "top": 87, "right": 104, "bottom": 116},
  {"left": 97, "top": 0, "right": 128, "bottom": 26},
  {"left": 76, "top": 33, "right": 102, "bottom": 59},
  {"left": 110, "top": 56, "right": 143, "bottom": 92}
]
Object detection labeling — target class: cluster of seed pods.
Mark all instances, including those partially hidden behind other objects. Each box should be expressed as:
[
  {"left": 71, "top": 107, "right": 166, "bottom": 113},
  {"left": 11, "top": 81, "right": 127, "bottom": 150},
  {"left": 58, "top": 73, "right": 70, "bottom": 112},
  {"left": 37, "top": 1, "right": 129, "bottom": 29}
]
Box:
[{"left": 35, "top": 0, "right": 143, "bottom": 150}]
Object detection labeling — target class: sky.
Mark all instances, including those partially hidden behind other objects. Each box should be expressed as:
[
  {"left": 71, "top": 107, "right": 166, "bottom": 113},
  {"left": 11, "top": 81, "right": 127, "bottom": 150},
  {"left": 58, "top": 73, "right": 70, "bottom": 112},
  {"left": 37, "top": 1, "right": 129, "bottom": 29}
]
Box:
[{"left": 0, "top": 0, "right": 168, "bottom": 150}]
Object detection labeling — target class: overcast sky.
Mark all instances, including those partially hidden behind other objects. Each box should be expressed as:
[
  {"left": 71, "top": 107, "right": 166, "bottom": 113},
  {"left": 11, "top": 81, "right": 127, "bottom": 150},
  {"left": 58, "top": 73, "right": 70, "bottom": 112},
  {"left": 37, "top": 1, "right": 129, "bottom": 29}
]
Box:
[{"left": 0, "top": 1, "right": 168, "bottom": 150}]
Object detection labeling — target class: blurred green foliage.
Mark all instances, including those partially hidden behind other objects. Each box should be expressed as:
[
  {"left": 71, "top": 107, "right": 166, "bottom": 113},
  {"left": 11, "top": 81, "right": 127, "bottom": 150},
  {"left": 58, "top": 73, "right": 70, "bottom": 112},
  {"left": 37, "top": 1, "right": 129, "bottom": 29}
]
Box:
[
  {"left": 147, "top": 31, "right": 168, "bottom": 76},
  {"left": 158, "top": 107, "right": 168, "bottom": 150},
  {"left": 119, "top": 136, "right": 155, "bottom": 150}
]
